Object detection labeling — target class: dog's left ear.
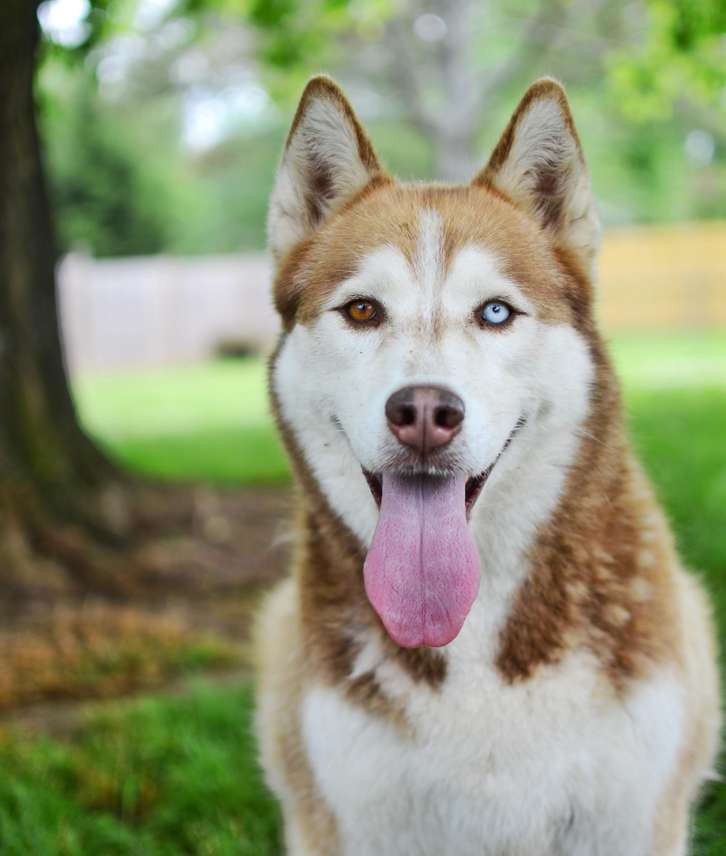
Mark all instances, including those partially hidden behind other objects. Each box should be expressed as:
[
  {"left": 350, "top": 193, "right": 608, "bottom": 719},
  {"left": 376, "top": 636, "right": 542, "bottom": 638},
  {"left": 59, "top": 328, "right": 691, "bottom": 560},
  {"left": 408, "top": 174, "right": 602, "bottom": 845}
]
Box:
[
  {"left": 268, "top": 75, "right": 384, "bottom": 262},
  {"left": 474, "top": 79, "right": 600, "bottom": 276}
]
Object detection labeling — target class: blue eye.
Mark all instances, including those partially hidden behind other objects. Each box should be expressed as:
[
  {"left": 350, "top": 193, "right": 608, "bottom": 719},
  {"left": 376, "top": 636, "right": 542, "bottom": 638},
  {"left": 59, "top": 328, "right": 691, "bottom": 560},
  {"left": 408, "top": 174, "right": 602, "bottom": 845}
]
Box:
[{"left": 480, "top": 301, "right": 512, "bottom": 326}]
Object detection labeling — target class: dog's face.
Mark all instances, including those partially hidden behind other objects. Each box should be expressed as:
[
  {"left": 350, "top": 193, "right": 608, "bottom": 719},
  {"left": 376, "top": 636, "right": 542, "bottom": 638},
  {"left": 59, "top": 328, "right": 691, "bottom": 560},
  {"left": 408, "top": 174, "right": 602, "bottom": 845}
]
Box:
[{"left": 269, "top": 77, "right": 601, "bottom": 648}]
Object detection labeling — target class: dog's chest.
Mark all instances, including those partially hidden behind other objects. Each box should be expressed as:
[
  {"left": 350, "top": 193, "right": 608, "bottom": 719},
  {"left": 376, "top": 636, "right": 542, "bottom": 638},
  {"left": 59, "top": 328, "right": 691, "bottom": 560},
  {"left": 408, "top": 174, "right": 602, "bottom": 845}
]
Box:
[{"left": 302, "top": 635, "right": 683, "bottom": 856}]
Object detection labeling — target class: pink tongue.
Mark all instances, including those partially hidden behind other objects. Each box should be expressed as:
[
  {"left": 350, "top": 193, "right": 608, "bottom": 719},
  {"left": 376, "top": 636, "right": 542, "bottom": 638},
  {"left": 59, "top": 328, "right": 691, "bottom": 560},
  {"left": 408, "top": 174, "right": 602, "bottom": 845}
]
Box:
[{"left": 363, "top": 473, "right": 480, "bottom": 648}]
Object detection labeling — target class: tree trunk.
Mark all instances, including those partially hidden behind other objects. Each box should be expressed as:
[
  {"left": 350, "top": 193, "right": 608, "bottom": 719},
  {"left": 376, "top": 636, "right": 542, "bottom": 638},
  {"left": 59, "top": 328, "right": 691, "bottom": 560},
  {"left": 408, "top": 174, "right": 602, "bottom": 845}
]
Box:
[
  {"left": 0, "top": 1, "right": 141, "bottom": 599},
  {"left": 0, "top": 0, "right": 114, "bottom": 496}
]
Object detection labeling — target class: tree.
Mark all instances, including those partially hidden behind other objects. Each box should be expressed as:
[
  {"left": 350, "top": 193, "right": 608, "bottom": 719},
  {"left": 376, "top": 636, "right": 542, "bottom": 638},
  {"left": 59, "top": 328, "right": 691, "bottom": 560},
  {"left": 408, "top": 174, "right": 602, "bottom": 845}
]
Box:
[
  {"left": 46, "top": 71, "right": 172, "bottom": 257},
  {"left": 0, "top": 0, "right": 271, "bottom": 595},
  {"left": 607, "top": 0, "right": 726, "bottom": 122},
  {"left": 0, "top": 0, "right": 113, "bottom": 488},
  {"left": 0, "top": 0, "right": 134, "bottom": 595}
]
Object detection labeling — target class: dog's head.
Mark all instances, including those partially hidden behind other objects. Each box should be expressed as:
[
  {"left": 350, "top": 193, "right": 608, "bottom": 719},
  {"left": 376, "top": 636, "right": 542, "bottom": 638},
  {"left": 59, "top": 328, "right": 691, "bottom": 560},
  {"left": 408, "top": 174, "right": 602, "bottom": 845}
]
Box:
[{"left": 269, "top": 76, "right": 601, "bottom": 649}]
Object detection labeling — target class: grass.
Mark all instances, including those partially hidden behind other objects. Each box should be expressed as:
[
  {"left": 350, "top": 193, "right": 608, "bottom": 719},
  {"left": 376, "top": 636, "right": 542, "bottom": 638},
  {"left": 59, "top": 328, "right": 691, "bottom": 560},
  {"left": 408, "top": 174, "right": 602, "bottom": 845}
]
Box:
[
  {"left": 73, "top": 359, "right": 289, "bottom": 484},
  {"left": 0, "top": 683, "right": 280, "bottom": 855},
  {"left": 2, "top": 331, "right": 720, "bottom": 854}
]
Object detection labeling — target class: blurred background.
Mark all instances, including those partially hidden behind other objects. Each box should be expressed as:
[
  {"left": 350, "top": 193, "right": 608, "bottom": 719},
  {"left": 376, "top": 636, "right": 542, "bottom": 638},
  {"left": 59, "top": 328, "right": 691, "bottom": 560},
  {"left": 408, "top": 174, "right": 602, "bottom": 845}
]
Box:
[{"left": 0, "top": 0, "right": 724, "bottom": 853}]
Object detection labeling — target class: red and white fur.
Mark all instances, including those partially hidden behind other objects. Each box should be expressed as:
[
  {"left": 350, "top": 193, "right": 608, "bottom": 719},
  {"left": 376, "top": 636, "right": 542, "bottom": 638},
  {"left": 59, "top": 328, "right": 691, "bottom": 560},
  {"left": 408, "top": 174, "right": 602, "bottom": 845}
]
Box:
[{"left": 255, "top": 76, "right": 721, "bottom": 855}]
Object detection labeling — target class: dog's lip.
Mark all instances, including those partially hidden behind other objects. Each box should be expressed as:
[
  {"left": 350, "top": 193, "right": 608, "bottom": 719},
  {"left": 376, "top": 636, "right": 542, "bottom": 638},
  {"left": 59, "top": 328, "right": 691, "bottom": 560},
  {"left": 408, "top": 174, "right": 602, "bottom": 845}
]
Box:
[
  {"left": 363, "top": 415, "right": 527, "bottom": 516},
  {"left": 363, "top": 470, "right": 383, "bottom": 507}
]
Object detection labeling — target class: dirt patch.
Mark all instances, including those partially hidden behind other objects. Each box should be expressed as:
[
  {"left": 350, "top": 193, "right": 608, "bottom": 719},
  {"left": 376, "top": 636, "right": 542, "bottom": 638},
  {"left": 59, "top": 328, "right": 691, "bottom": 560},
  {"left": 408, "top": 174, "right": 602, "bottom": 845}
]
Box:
[
  {"left": 0, "top": 485, "right": 293, "bottom": 718},
  {"left": 0, "top": 603, "right": 240, "bottom": 711}
]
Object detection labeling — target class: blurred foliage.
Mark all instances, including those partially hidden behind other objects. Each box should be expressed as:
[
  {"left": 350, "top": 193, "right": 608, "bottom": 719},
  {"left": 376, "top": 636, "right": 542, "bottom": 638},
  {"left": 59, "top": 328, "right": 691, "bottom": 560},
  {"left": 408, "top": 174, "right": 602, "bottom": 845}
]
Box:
[
  {"left": 42, "top": 66, "right": 172, "bottom": 255},
  {"left": 608, "top": 0, "right": 726, "bottom": 121},
  {"left": 36, "top": 0, "right": 725, "bottom": 257}
]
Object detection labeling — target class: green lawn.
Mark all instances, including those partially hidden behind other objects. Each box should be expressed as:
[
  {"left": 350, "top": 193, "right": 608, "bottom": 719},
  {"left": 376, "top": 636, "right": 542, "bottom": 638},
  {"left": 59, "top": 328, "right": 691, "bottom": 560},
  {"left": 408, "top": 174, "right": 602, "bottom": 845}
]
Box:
[
  {"left": 0, "top": 683, "right": 280, "bottom": 855},
  {"left": 0, "top": 332, "right": 722, "bottom": 854},
  {"left": 73, "top": 359, "right": 289, "bottom": 484}
]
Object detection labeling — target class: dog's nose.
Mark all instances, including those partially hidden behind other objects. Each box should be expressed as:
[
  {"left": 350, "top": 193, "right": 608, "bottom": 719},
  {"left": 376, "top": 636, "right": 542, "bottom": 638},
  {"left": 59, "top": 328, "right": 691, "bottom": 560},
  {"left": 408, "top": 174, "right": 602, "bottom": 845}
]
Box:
[{"left": 385, "top": 385, "right": 464, "bottom": 454}]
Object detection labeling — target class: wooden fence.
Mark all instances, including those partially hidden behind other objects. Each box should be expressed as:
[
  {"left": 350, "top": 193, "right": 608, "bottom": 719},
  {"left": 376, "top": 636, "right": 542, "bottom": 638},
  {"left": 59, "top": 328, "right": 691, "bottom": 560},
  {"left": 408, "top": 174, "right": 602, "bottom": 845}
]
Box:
[
  {"left": 597, "top": 221, "right": 726, "bottom": 330},
  {"left": 59, "top": 253, "right": 278, "bottom": 374},
  {"left": 58, "top": 222, "right": 726, "bottom": 374}
]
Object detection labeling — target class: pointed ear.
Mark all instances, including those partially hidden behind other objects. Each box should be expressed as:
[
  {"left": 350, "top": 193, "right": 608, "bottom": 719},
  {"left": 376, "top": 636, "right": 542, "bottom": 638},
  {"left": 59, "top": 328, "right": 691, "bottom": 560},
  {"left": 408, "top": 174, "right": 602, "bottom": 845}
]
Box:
[
  {"left": 474, "top": 79, "right": 600, "bottom": 276},
  {"left": 267, "top": 75, "right": 384, "bottom": 262}
]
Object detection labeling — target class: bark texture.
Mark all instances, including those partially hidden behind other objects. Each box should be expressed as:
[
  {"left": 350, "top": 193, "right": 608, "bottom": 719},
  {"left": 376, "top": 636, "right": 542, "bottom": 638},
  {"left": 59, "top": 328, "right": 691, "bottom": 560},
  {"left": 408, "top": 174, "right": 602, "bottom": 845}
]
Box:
[
  {"left": 0, "top": 1, "right": 131, "bottom": 599},
  {"left": 0, "top": 0, "right": 113, "bottom": 493},
  {"left": 0, "top": 0, "right": 111, "bottom": 490}
]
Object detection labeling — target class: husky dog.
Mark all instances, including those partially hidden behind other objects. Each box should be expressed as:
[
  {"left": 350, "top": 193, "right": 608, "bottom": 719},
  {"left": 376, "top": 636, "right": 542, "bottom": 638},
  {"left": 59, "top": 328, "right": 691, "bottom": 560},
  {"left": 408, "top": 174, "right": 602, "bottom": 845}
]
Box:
[{"left": 255, "top": 76, "right": 720, "bottom": 856}]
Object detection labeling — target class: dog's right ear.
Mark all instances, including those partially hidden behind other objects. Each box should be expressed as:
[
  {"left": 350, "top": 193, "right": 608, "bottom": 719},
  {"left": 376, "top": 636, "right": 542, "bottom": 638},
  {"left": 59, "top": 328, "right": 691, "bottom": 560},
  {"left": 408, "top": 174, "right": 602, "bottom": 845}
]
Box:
[
  {"left": 473, "top": 79, "right": 600, "bottom": 277},
  {"left": 267, "top": 76, "right": 384, "bottom": 262}
]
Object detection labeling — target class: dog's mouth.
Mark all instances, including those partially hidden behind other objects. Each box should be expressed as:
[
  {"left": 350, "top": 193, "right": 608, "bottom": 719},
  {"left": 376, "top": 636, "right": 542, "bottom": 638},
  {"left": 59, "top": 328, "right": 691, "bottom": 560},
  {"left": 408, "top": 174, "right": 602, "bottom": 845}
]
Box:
[
  {"left": 362, "top": 416, "right": 526, "bottom": 650},
  {"left": 365, "top": 470, "right": 487, "bottom": 516},
  {"left": 363, "top": 415, "right": 526, "bottom": 516}
]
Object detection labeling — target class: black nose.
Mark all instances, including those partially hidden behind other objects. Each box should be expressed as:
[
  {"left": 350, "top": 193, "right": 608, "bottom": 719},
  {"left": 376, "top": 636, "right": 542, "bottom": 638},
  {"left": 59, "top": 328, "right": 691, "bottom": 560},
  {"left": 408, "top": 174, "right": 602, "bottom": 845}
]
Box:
[{"left": 385, "top": 385, "right": 465, "bottom": 454}]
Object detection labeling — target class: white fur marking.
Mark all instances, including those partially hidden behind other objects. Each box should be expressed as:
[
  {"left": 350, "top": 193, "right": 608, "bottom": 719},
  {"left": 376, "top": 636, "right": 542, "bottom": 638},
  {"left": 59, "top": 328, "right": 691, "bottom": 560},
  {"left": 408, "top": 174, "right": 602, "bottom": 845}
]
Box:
[{"left": 303, "top": 666, "right": 684, "bottom": 855}]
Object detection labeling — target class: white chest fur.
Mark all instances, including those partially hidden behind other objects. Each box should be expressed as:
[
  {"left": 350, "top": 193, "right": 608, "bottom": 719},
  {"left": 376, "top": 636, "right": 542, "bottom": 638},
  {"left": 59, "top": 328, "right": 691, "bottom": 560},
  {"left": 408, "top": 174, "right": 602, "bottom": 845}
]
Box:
[{"left": 301, "top": 635, "right": 684, "bottom": 856}]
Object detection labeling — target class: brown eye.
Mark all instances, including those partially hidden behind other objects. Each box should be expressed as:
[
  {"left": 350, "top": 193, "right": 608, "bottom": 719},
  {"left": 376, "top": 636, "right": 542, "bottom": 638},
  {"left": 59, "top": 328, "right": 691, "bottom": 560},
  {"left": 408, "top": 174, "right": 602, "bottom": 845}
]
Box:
[{"left": 346, "top": 300, "right": 378, "bottom": 324}]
